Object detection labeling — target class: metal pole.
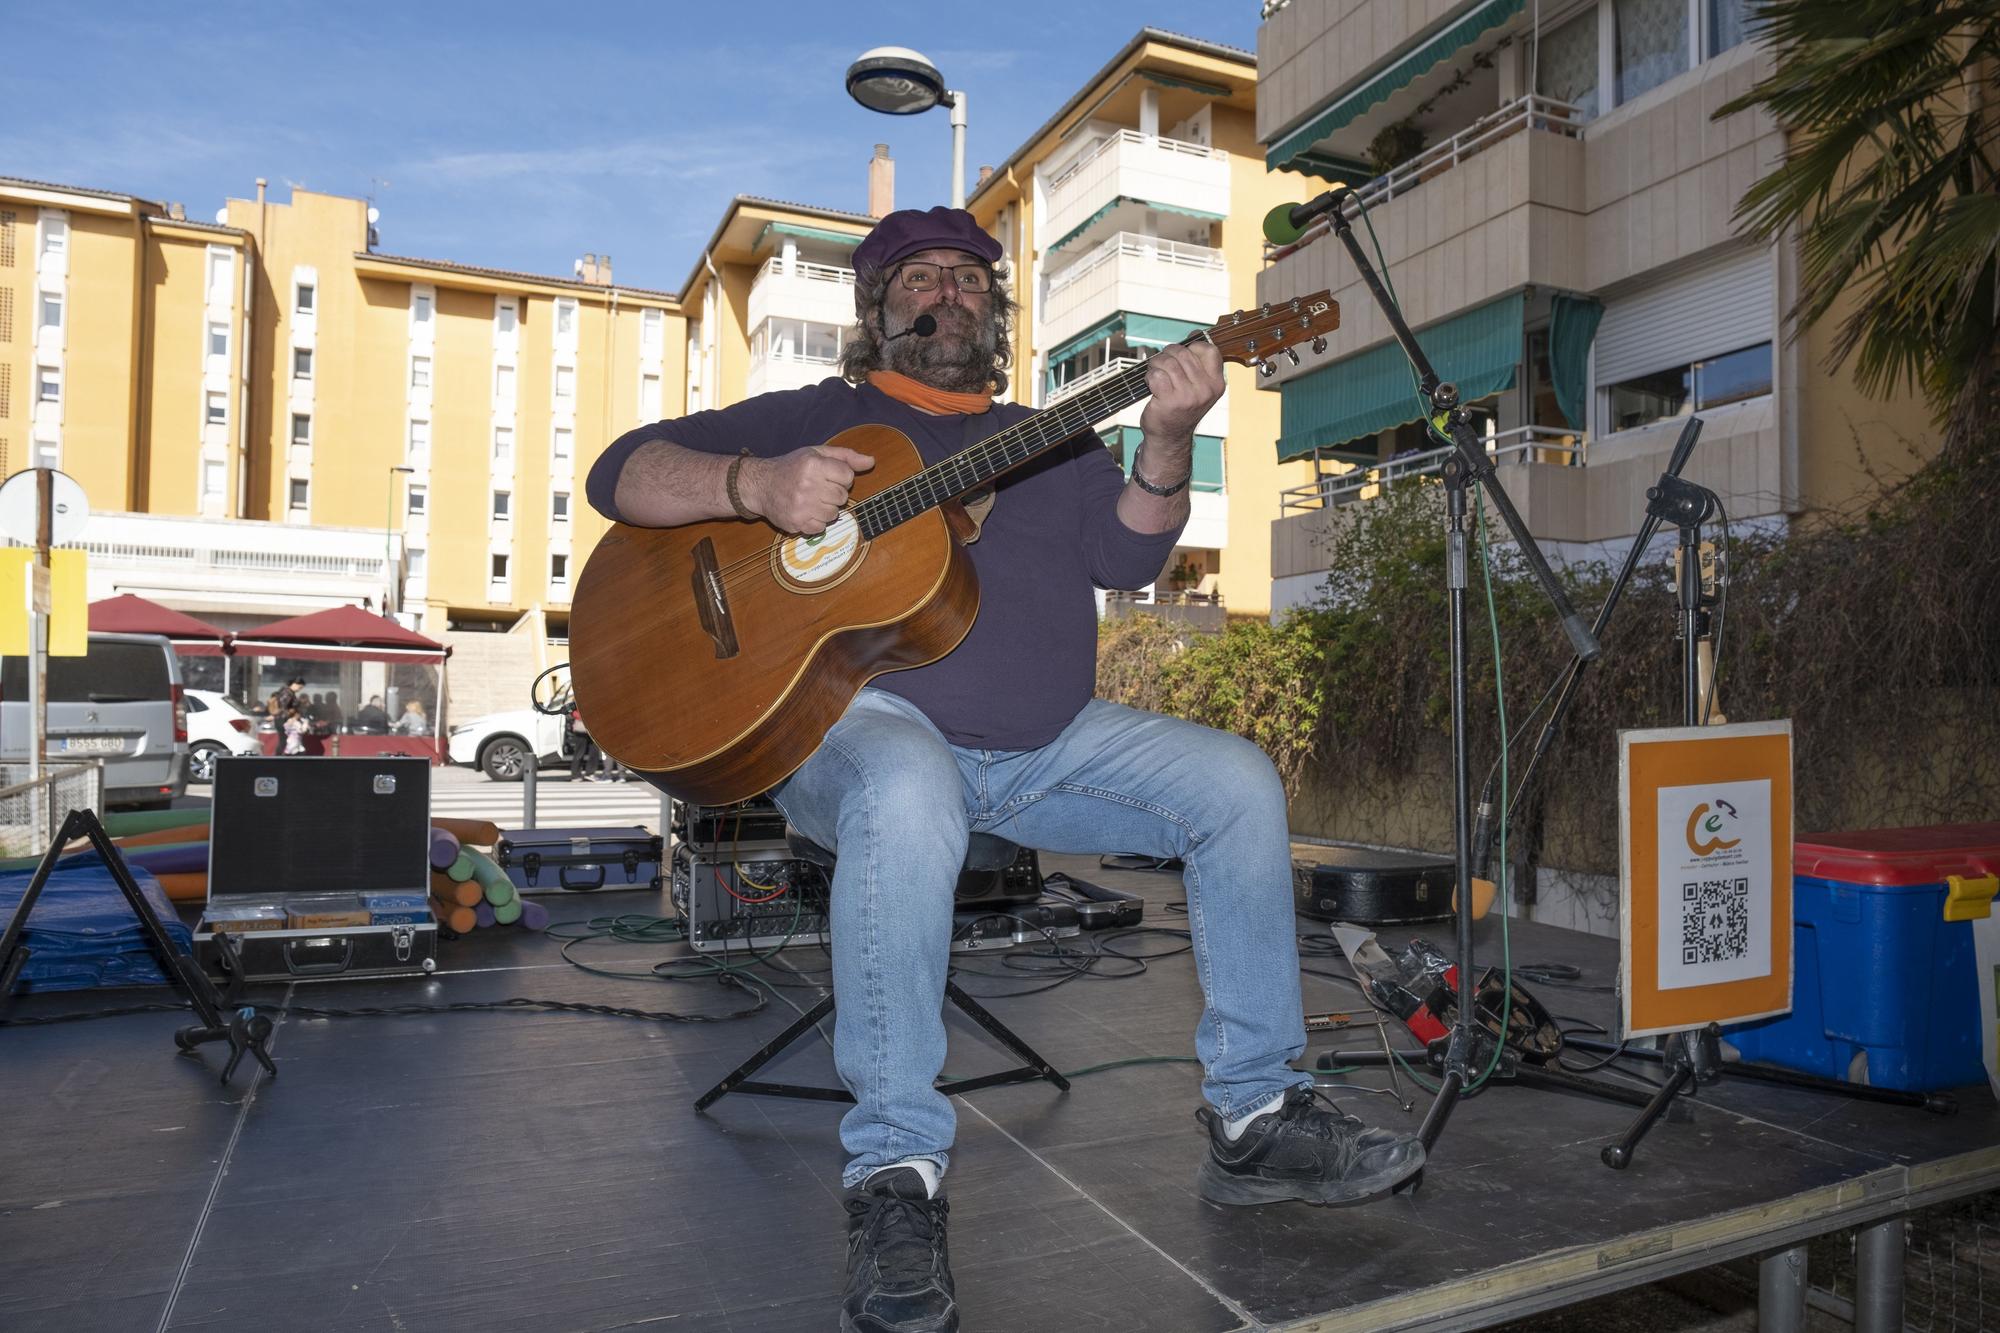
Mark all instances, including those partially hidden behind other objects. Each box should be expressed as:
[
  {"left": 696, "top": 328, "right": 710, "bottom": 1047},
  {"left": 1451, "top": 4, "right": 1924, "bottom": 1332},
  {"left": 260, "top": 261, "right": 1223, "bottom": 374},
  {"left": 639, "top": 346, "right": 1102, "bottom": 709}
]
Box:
[
  {"left": 948, "top": 91, "right": 967, "bottom": 208},
  {"left": 1854, "top": 1217, "right": 1905, "bottom": 1333},
  {"left": 30, "top": 469, "right": 52, "bottom": 846},
  {"left": 1758, "top": 1244, "right": 1807, "bottom": 1333},
  {"left": 522, "top": 762, "right": 538, "bottom": 832}
]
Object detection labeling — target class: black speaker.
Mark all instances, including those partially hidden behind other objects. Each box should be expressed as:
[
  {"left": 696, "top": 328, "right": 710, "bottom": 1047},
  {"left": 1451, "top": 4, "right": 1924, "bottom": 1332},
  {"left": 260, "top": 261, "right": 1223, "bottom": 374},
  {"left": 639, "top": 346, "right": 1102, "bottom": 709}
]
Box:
[{"left": 209, "top": 756, "right": 431, "bottom": 898}]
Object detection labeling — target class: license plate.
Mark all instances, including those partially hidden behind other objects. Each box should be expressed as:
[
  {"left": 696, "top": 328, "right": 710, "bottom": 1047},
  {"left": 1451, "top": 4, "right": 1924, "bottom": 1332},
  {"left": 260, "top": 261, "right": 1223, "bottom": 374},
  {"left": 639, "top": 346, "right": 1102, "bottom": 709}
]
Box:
[{"left": 62, "top": 736, "right": 126, "bottom": 755}]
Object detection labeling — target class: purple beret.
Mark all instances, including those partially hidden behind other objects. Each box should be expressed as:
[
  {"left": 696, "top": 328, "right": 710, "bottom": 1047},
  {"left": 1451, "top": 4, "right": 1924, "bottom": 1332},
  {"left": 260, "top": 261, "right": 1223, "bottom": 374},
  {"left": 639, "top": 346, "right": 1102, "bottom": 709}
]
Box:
[{"left": 851, "top": 206, "right": 1002, "bottom": 280}]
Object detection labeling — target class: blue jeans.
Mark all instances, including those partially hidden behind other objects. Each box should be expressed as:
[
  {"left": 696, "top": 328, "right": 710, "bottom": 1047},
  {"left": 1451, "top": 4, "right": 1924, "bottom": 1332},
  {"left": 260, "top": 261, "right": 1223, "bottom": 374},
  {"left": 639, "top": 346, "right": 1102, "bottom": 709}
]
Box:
[{"left": 771, "top": 687, "right": 1312, "bottom": 1188}]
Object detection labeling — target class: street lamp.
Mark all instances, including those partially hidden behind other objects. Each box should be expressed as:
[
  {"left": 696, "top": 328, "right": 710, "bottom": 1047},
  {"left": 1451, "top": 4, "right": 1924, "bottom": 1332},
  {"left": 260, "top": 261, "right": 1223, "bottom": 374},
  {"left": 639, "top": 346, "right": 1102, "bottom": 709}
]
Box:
[
  {"left": 386, "top": 465, "right": 414, "bottom": 615},
  {"left": 846, "top": 46, "right": 968, "bottom": 208}
]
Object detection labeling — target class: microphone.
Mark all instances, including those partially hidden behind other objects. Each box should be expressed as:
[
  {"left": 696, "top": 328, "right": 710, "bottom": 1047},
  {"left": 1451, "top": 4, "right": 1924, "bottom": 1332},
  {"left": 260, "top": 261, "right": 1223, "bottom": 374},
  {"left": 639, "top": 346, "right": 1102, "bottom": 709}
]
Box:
[
  {"left": 887, "top": 314, "right": 937, "bottom": 341},
  {"left": 1262, "top": 183, "right": 1352, "bottom": 246}
]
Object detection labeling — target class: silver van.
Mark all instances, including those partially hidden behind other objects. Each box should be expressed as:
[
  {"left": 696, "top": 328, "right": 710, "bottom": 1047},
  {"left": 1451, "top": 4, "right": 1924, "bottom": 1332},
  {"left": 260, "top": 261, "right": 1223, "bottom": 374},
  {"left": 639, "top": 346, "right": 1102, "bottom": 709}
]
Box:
[{"left": 0, "top": 630, "right": 189, "bottom": 809}]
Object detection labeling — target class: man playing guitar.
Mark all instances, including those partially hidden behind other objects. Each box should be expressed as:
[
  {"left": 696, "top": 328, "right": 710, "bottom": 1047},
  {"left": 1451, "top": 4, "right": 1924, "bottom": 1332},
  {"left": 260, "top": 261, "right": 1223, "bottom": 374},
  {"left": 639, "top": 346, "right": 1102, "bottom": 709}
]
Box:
[{"left": 585, "top": 206, "right": 1422, "bottom": 1333}]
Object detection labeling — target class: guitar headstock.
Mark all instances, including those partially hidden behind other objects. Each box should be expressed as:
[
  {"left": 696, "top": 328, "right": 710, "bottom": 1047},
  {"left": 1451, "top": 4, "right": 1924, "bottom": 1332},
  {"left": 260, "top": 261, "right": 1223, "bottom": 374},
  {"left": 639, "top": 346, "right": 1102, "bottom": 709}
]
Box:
[{"left": 1201, "top": 292, "right": 1341, "bottom": 379}]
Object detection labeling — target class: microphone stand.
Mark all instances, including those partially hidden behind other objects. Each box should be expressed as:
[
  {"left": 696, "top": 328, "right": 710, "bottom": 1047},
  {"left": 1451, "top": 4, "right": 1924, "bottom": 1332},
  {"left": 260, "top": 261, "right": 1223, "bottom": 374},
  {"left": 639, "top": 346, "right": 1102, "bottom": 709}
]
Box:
[{"left": 1315, "top": 196, "right": 1600, "bottom": 1155}]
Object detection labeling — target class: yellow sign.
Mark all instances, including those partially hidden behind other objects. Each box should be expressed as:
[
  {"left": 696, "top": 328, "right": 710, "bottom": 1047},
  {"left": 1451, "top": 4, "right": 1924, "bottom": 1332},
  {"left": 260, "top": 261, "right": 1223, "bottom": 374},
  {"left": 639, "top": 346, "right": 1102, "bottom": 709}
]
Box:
[
  {"left": 1619, "top": 720, "right": 1794, "bottom": 1038},
  {"left": 0, "top": 548, "right": 89, "bottom": 656}
]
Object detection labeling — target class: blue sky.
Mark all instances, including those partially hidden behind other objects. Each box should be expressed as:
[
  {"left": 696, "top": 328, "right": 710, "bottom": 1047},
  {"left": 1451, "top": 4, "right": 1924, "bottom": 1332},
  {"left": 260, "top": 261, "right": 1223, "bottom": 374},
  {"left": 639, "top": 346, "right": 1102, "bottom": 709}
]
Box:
[{"left": 7, "top": 2, "right": 1260, "bottom": 294}]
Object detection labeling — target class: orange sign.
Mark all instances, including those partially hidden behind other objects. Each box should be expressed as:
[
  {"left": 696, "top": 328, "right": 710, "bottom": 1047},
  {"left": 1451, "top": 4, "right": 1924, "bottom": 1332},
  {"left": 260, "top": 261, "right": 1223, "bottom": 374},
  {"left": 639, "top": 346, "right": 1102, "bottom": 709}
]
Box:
[{"left": 1619, "top": 721, "right": 1793, "bottom": 1038}]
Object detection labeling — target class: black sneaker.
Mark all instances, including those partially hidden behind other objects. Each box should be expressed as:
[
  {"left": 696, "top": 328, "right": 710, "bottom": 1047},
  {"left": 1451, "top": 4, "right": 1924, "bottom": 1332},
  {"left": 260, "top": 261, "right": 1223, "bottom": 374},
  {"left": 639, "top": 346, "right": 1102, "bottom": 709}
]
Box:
[
  {"left": 841, "top": 1167, "right": 958, "bottom": 1333},
  {"left": 1196, "top": 1086, "right": 1425, "bottom": 1206}
]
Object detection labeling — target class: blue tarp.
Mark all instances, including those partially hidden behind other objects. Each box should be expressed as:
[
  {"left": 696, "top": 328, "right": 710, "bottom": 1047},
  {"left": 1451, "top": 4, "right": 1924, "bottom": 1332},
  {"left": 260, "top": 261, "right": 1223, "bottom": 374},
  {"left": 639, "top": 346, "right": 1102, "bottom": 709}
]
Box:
[{"left": 0, "top": 858, "right": 192, "bottom": 992}]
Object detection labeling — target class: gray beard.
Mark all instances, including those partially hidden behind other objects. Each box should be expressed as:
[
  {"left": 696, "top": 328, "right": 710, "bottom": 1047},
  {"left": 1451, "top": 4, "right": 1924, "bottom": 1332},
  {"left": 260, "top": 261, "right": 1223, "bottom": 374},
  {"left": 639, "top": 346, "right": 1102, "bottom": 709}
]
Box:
[{"left": 883, "top": 305, "right": 1000, "bottom": 393}]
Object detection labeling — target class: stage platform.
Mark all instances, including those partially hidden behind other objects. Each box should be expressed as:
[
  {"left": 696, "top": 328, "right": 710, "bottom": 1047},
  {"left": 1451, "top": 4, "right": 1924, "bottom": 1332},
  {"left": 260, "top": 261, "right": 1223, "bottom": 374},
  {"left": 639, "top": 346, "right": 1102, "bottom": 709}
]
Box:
[{"left": 4, "top": 852, "right": 1997, "bottom": 1332}]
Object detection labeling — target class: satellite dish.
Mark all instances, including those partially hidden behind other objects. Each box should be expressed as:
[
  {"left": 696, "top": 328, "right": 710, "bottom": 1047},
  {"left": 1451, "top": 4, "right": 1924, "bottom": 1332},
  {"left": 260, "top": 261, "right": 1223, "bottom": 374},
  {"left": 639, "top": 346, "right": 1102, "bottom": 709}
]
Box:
[
  {"left": 214, "top": 207, "right": 229, "bottom": 224},
  {"left": 367, "top": 206, "right": 380, "bottom": 224}
]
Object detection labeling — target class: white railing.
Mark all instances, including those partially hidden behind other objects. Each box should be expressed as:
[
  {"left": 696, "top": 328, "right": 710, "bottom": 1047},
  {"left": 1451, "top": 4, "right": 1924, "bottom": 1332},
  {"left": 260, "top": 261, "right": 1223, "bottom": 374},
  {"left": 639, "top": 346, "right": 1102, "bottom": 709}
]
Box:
[
  {"left": 1049, "top": 129, "right": 1229, "bottom": 194},
  {"left": 755, "top": 255, "right": 856, "bottom": 288},
  {"left": 1264, "top": 96, "right": 1585, "bottom": 265},
  {"left": 1279, "top": 426, "right": 1586, "bottom": 512},
  {"left": 1048, "top": 355, "right": 1147, "bottom": 404},
  {"left": 1047, "top": 231, "right": 1226, "bottom": 296},
  {"left": 85, "top": 539, "right": 387, "bottom": 579}
]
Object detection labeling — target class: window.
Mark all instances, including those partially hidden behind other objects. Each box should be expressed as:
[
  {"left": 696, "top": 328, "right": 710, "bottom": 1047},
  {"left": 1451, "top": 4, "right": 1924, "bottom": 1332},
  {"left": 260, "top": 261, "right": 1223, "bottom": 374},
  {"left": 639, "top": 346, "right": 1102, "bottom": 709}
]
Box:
[
  {"left": 493, "top": 426, "right": 514, "bottom": 463},
  {"left": 555, "top": 299, "right": 576, "bottom": 336},
  {"left": 410, "top": 355, "right": 431, "bottom": 389},
  {"left": 642, "top": 307, "right": 663, "bottom": 350},
  {"left": 408, "top": 418, "right": 430, "bottom": 462},
  {"left": 412, "top": 292, "right": 434, "bottom": 324},
  {"left": 295, "top": 282, "right": 315, "bottom": 314},
  {"left": 208, "top": 323, "right": 228, "bottom": 358},
  {"left": 0, "top": 211, "right": 12, "bottom": 267},
  {"left": 205, "top": 389, "right": 227, "bottom": 423},
  {"left": 496, "top": 299, "right": 517, "bottom": 334},
  {"left": 202, "top": 459, "right": 226, "bottom": 498},
  {"left": 552, "top": 491, "right": 570, "bottom": 522},
  {"left": 40, "top": 216, "right": 66, "bottom": 256},
  {"left": 408, "top": 547, "right": 426, "bottom": 578},
  {"left": 641, "top": 372, "right": 661, "bottom": 419},
  {"left": 554, "top": 365, "right": 575, "bottom": 401},
  {"left": 550, "top": 552, "right": 569, "bottom": 585},
  {"left": 292, "top": 346, "right": 313, "bottom": 379},
  {"left": 495, "top": 363, "right": 515, "bottom": 398},
  {"left": 1615, "top": 0, "right": 1689, "bottom": 105},
  {"left": 0, "top": 289, "right": 12, "bottom": 341},
  {"left": 1708, "top": 0, "right": 1751, "bottom": 57},
  {"left": 37, "top": 368, "right": 61, "bottom": 403},
  {"left": 492, "top": 490, "right": 511, "bottom": 520},
  {"left": 39, "top": 293, "right": 62, "bottom": 332},
  {"left": 408, "top": 483, "right": 427, "bottom": 515},
  {"left": 1606, "top": 342, "right": 1771, "bottom": 431},
  {"left": 490, "top": 552, "right": 509, "bottom": 581},
  {"left": 290, "top": 412, "right": 311, "bottom": 445},
  {"left": 207, "top": 250, "right": 232, "bottom": 299},
  {"left": 288, "top": 478, "right": 309, "bottom": 510},
  {"left": 1537, "top": 8, "right": 1601, "bottom": 120},
  {"left": 552, "top": 426, "right": 572, "bottom": 460}
]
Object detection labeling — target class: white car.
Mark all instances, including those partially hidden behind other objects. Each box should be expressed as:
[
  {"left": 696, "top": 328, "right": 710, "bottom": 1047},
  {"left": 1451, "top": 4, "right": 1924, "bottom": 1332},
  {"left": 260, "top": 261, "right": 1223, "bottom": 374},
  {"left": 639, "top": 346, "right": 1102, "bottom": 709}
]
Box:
[
  {"left": 184, "top": 688, "right": 265, "bottom": 783},
  {"left": 446, "top": 706, "right": 574, "bottom": 781}
]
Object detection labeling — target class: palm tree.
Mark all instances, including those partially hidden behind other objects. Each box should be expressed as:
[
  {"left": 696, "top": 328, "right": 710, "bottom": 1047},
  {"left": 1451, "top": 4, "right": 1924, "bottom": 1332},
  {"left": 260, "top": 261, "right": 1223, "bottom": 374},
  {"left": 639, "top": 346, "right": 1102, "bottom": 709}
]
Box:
[{"left": 1721, "top": 1, "right": 2000, "bottom": 451}]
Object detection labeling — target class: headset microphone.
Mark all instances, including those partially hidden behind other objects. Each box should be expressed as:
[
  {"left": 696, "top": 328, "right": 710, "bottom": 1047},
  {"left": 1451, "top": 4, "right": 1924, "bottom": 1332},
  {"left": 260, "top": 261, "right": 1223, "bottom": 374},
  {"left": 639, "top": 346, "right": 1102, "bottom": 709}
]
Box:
[
  {"left": 886, "top": 314, "right": 938, "bottom": 341},
  {"left": 1262, "top": 182, "right": 1352, "bottom": 246}
]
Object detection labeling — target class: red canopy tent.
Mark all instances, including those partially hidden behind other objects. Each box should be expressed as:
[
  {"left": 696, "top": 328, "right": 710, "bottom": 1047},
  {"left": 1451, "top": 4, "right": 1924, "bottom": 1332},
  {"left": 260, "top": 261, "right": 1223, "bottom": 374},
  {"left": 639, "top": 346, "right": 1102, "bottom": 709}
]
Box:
[
  {"left": 231, "top": 605, "right": 452, "bottom": 761},
  {"left": 87, "top": 594, "right": 232, "bottom": 656}
]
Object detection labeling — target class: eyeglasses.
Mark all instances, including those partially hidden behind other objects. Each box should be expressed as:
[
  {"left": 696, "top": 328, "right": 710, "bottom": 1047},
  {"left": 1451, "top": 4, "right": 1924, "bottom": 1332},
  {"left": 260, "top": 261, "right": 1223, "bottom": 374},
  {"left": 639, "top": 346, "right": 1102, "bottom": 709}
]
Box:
[{"left": 896, "top": 261, "right": 993, "bottom": 294}]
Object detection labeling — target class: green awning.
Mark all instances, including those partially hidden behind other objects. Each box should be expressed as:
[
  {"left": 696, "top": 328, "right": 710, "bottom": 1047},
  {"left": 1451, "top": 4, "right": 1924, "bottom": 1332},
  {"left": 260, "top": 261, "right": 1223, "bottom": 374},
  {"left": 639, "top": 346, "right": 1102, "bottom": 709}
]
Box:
[
  {"left": 1100, "top": 426, "right": 1224, "bottom": 493},
  {"left": 753, "top": 221, "right": 864, "bottom": 254},
  {"left": 1046, "top": 196, "right": 1225, "bottom": 255},
  {"left": 1267, "top": 0, "right": 1526, "bottom": 172},
  {"left": 1276, "top": 291, "right": 1525, "bottom": 461},
  {"left": 1047, "top": 312, "right": 1206, "bottom": 372}
]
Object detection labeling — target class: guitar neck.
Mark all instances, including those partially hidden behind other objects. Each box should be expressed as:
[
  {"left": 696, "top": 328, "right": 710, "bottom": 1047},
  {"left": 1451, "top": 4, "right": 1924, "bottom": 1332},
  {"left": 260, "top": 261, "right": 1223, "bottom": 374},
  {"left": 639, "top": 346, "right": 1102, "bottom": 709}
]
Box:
[{"left": 853, "top": 357, "right": 1158, "bottom": 541}]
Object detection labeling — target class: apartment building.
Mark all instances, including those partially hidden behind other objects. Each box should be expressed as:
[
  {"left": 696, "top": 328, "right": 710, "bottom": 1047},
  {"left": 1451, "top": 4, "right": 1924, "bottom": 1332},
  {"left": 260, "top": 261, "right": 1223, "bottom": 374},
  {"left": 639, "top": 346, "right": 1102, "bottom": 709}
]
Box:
[
  {"left": 0, "top": 178, "right": 683, "bottom": 641},
  {"left": 1257, "top": 0, "right": 1936, "bottom": 610},
  {"left": 968, "top": 29, "right": 1321, "bottom": 617}
]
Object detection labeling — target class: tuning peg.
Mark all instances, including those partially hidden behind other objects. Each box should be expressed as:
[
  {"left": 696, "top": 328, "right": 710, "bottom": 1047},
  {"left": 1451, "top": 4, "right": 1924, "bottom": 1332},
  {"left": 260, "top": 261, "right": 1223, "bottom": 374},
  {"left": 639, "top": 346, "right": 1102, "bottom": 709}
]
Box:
[
  {"left": 1311, "top": 336, "right": 1327, "bottom": 354},
  {"left": 1261, "top": 303, "right": 1271, "bottom": 317},
  {"left": 1285, "top": 347, "right": 1300, "bottom": 366},
  {"left": 1258, "top": 360, "right": 1277, "bottom": 378}
]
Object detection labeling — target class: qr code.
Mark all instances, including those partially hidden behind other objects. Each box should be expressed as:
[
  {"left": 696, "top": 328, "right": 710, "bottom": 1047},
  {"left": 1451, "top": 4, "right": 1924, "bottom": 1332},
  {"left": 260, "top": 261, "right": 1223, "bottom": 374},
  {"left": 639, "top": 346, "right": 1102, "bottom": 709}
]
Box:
[{"left": 1681, "top": 878, "right": 1750, "bottom": 965}]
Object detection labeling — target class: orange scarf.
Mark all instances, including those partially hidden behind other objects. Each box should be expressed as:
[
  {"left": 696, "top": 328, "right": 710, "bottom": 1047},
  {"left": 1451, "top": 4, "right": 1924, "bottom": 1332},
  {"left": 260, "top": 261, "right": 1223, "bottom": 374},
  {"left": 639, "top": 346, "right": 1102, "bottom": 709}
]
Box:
[{"left": 867, "top": 370, "right": 993, "bottom": 416}]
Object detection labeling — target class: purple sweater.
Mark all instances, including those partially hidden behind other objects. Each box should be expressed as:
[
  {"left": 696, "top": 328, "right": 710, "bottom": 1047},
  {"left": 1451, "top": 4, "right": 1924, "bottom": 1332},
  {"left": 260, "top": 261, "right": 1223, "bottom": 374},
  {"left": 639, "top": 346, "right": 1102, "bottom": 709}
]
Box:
[{"left": 585, "top": 378, "right": 1183, "bottom": 750}]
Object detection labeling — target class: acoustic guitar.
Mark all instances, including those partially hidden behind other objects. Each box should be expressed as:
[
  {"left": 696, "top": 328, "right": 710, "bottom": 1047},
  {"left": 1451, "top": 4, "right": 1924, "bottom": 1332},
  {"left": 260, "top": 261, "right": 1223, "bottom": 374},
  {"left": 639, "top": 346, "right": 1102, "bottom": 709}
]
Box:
[{"left": 568, "top": 294, "right": 1341, "bottom": 806}]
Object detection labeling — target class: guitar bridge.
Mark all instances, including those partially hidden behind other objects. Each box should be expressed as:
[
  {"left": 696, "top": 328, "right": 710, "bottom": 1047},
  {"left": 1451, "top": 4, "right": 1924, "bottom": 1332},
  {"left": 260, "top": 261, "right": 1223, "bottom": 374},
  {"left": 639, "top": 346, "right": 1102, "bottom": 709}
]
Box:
[{"left": 690, "top": 537, "right": 740, "bottom": 659}]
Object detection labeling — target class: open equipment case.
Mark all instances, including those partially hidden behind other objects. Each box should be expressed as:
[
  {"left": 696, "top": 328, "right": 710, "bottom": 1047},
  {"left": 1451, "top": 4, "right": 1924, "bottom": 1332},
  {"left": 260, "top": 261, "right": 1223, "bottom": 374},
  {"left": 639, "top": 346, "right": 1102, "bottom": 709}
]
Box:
[{"left": 194, "top": 756, "right": 438, "bottom": 982}]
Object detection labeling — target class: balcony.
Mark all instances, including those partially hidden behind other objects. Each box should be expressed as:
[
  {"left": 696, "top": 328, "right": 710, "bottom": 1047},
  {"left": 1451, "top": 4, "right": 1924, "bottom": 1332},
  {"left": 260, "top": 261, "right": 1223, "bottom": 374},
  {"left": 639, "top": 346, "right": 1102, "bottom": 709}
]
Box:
[
  {"left": 1042, "top": 232, "right": 1227, "bottom": 349},
  {"left": 747, "top": 256, "right": 856, "bottom": 335},
  {"left": 1278, "top": 425, "right": 1583, "bottom": 512},
  {"left": 1046, "top": 354, "right": 1228, "bottom": 438},
  {"left": 1257, "top": 96, "right": 1586, "bottom": 378},
  {"left": 71, "top": 510, "right": 400, "bottom": 617},
  {"left": 746, "top": 348, "right": 842, "bottom": 399},
  {"left": 1043, "top": 131, "right": 1230, "bottom": 255}
]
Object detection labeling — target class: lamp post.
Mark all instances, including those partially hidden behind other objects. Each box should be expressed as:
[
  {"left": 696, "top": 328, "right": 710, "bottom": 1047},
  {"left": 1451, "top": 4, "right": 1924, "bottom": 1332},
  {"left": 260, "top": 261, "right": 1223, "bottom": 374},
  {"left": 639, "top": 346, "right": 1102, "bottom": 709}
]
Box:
[
  {"left": 846, "top": 46, "right": 967, "bottom": 208},
  {"left": 386, "top": 465, "right": 414, "bottom": 616}
]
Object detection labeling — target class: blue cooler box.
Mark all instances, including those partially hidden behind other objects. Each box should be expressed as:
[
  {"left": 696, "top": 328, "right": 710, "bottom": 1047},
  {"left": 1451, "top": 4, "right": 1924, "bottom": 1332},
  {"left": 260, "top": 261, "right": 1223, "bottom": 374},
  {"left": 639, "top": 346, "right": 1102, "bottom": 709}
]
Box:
[{"left": 1724, "top": 822, "right": 2000, "bottom": 1092}]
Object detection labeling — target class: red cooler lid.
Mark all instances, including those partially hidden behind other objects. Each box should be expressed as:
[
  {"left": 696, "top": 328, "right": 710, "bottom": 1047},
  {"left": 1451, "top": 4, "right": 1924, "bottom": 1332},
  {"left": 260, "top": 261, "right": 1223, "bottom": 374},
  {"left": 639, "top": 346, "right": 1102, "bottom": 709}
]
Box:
[{"left": 1794, "top": 823, "right": 2000, "bottom": 886}]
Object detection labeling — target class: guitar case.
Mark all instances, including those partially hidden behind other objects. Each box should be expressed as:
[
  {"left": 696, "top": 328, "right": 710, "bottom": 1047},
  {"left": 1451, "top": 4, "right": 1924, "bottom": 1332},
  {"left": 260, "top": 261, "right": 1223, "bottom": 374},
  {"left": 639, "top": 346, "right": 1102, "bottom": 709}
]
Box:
[{"left": 1293, "top": 845, "right": 1457, "bottom": 925}]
